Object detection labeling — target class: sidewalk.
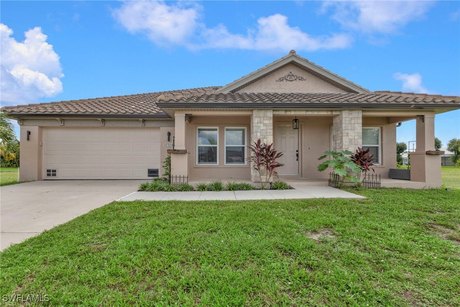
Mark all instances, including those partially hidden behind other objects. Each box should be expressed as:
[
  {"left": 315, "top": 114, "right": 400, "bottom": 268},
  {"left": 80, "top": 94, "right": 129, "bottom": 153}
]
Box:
[{"left": 118, "top": 184, "right": 365, "bottom": 201}]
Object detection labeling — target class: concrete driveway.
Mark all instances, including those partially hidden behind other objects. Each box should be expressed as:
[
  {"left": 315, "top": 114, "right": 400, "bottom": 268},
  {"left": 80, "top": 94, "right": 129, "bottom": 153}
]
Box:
[{"left": 0, "top": 180, "right": 143, "bottom": 251}]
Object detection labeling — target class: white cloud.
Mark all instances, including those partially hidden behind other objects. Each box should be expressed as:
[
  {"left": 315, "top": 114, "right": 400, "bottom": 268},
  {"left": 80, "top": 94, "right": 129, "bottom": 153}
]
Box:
[
  {"left": 200, "top": 14, "right": 352, "bottom": 52},
  {"left": 113, "top": 0, "right": 199, "bottom": 45},
  {"left": 0, "top": 23, "right": 63, "bottom": 105},
  {"left": 113, "top": 0, "right": 352, "bottom": 51},
  {"left": 394, "top": 72, "right": 428, "bottom": 93},
  {"left": 322, "top": 0, "right": 434, "bottom": 33}
]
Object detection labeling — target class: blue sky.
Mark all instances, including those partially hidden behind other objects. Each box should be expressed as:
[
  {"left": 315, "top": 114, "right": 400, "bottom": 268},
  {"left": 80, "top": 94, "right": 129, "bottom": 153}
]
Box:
[{"left": 1, "top": 0, "right": 459, "bottom": 146}]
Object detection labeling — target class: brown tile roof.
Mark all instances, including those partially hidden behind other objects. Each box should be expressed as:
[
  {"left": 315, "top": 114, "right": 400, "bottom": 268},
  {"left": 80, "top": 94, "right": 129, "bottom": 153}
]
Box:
[
  {"left": 2, "top": 88, "right": 459, "bottom": 117},
  {"left": 157, "top": 91, "right": 460, "bottom": 109},
  {"left": 2, "top": 87, "right": 220, "bottom": 117}
]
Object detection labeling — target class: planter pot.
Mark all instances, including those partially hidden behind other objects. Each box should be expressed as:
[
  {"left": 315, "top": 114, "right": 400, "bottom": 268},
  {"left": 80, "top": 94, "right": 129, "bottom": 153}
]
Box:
[{"left": 389, "top": 169, "right": 410, "bottom": 180}]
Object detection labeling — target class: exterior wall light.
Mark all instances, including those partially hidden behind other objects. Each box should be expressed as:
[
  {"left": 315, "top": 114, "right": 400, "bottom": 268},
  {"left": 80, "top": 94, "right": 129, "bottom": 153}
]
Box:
[
  {"left": 292, "top": 118, "right": 299, "bottom": 130},
  {"left": 27, "top": 130, "right": 31, "bottom": 141}
]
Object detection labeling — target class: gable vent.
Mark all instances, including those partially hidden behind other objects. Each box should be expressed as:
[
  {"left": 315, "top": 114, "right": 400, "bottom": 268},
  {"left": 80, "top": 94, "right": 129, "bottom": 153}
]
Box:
[{"left": 46, "top": 169, "right": 57, "bottom": 177}]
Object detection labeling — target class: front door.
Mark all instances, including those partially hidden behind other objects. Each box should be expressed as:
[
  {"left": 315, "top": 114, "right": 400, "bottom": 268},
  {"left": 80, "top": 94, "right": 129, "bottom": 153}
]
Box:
[{"left": 275, "top": 124, "right": 299, "bottom": 175}]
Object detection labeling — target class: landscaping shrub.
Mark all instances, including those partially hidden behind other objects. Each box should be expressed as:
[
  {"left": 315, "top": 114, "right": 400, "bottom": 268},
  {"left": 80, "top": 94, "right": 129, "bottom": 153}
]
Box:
[
  {"left": 271, "top": 181, "right": 291, "bottom": 190},
  {"left": 249, "top": 139, "right": 284, "bottom": 189},
  {"left": 196, "top": 183, "right": 208, "bottom": 191},
  {"left": 206, "top": 181, "right": 224, "bottom": 191},
  {"left": 226, "top": 182, "right": 255, "bottom": 191},
  {"left": 174, "top": 183, "right": 194, "bottom": 191},
  {"left": 139, "top": 179, "right": 176, "bottom": 192}
]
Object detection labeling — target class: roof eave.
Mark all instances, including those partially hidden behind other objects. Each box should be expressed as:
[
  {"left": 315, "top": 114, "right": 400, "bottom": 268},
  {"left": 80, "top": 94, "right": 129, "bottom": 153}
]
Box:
[
  {"left": 157, "top": 102, "right": 460, "bottom": 111},
  {"left": 4, "top": 113, "right": 173, "bottom": 119}
]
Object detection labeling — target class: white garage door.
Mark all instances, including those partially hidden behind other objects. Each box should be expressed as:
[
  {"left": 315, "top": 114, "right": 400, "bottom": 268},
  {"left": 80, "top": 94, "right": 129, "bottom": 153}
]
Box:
[{"left": 43, "top": 127, "right": 161, "bottom": 179}]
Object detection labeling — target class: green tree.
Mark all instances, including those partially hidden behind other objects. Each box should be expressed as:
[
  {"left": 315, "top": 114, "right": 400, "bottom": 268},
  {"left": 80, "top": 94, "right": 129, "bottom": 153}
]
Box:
[
  {"left": 435, "top": 137, "right": 442, "bottom": 151},
  {"left": 0, "top": 112, "right": 20, "bottom": 167},
  {"left": 396, "top": 142, "right": 407, "bottom": 165},
  {"left": 447, "top": 138, "right": 460, "bottom": 164}
]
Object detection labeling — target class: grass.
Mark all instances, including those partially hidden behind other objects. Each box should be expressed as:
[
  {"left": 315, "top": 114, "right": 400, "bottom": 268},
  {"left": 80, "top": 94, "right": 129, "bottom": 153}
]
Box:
[
  {"left": 442, "top": 166, "right": 460, "bottom": 189},
  {"left": 0, "top": 167, "right": 18, "bottom": 186},
  {"left": 1, "top": 189, "right": 459, "bottom": 305}
]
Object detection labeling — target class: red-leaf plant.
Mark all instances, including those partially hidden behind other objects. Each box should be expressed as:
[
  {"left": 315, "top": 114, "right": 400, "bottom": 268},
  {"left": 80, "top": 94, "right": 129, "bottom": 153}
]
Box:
[
  {"left": 350, "top": 147, "right": 375, "bottom": 180},
  {"left": 249, "top": 139, "right": 284, "bottom": 189}
]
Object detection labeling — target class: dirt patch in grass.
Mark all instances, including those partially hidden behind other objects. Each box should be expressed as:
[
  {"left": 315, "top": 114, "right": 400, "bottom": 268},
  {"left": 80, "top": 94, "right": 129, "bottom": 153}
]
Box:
[
  {"left": 428, "top": 223, "right": 460, "bottom": 246},
  {"left": 402, "top": 290, "right": 423, "bottom": 306},
  {"left": 306, "top": 228, "right": 336, "bottom": 241}
]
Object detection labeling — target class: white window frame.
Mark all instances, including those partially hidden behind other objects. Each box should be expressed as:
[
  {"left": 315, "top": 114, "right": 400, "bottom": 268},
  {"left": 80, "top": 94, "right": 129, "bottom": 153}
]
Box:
[
  {"left": 224, "top": 127, "right": 247, "bottom": 166},
  {"left": 362, "top": 127, "right": 382, "bottom": 165},
  {"left": 196, "top": 127, "right": 219, "bottom": 165}
]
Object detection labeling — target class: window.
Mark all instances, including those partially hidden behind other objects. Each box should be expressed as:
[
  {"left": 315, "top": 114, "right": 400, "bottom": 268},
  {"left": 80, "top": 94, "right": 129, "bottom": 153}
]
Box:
[
  {"left": 225, "top": 128, "right": 246, "bottom": 165},
  {"left": 197, "top": 128, "right": 218, "bottom": 164},
  {"left": 362, "top": 127, "right": 381, "bottom": 164}
]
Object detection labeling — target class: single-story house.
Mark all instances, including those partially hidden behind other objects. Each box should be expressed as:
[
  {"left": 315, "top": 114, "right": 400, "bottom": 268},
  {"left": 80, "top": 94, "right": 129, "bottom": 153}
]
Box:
[
  {"left": 3, "top": 51, "right": 459, "bottom": 187},
  {"left": 440, "top": 148, "right": 455, "bottom": 166}
]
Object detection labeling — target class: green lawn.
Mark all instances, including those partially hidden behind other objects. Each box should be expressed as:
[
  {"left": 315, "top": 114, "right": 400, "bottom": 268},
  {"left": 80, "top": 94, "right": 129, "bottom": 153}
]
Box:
[
  {"left": 442, "top": 166, "right": 460, "bottom": 189},
  {"left": 0, "top": 167, "right": 18, "bottom": 186},
  {"left": 1, "top": 189, "right": 459, "bottom": 305}
]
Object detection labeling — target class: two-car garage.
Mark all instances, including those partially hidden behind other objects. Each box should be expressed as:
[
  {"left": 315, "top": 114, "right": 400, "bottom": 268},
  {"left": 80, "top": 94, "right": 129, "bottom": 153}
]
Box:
[{"left": 42, "top": 127, "right": 161, "bottom": 179}]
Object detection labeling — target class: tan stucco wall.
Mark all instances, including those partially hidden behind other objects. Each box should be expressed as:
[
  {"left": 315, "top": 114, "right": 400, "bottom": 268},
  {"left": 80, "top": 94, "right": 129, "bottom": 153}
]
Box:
[
  {"left": 410, "top": 113, "right": 441, "bottom": 187},
  {"left": 186, "top": 115, "right": 251, "bottom": 181},
  {"left": 19, "top": 126, "right": 42, "bottom": 182},
  {"left": 362, "top": 117, "right": 397, "bottom": 178},
  {"left": 160, "top": 127, "right": 174, "bottom": 177},
  {"left": 236, "top": 63, "right": 349, "bottom": 93}
]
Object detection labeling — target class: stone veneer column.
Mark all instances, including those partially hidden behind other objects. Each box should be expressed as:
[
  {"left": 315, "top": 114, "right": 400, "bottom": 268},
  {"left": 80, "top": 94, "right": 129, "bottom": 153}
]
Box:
[
  {"left": 332, "top": 110, "right": 362, "bottom": 151},
  {"left": 250, "top": 110, "right": 273, "bottom": 182}
]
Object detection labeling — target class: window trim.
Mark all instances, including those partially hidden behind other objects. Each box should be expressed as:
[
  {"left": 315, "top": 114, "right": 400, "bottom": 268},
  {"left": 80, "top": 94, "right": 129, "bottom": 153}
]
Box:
[
  {"left": 362, "top": 126, "right": 382, "bottom": 165},
  {"left": 224, "top": 127, "right": 247, "bottom": 166},
  {"left": 196, "top": 127, "right": 219, "bottom": 165}
]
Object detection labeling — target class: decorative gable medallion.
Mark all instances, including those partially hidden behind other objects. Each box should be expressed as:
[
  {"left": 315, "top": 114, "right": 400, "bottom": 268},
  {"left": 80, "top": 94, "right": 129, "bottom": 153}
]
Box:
[{"left": 276, "top": 71, "right": 306, "bottom": 82}]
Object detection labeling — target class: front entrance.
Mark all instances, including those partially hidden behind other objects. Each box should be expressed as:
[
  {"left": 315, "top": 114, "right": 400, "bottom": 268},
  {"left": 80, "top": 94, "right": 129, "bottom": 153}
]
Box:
[{"left": 274, "top": 124, "right": 299, "bottom": 175}]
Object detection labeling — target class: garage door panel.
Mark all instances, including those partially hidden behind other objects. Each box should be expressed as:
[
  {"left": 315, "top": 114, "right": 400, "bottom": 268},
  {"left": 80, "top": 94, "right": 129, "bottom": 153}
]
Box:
[{"left": 43, "top": 128, "right": 161, "bottom": 179}]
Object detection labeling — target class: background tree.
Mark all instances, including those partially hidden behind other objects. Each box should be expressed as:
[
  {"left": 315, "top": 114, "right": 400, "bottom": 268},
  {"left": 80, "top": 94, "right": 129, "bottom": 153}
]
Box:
[
  {"left": 0, "top": 112, "right": 20, "bottom": 167},
  {"left": 396, "top": 142, "right": 407, "bottom": 165},
  {"left": 447, "top": 138, "right": 460, "bottom": 164},
  {"left": 435, "top": 137, "right": 442, "bottom": 151}
]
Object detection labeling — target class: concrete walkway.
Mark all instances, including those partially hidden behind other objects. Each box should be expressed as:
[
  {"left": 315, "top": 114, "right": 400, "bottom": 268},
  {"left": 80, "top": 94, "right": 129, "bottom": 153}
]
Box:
[{"left": 119, "top": 182, "right": 365, "bottom": 201}]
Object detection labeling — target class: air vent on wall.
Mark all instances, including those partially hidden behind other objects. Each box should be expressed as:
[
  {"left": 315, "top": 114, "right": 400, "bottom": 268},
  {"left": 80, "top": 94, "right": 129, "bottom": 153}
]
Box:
[
  {"left": 148, "top": 169, "right": 159, "bottom": 178},
  {"left": 46, "top": 169, "right": 57, "bottom": 177}
]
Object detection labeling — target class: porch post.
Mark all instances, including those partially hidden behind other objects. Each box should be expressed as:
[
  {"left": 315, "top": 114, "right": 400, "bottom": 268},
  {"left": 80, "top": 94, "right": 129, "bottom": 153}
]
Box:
[
  {"left": 332, "top": 110, "right": 362, "bottom": 151},
  {"left": 410, "top": 113, "right": 441, "bottom": 187},
  {"left": 170, "top": 112, "right": 188, "bottom": 177},
  {"left": 250, "top": 110, "right": 273, "bottom": 182}
]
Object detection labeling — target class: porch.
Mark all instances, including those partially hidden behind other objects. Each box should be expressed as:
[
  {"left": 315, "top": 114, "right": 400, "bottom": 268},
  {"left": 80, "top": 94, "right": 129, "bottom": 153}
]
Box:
[{"left": 168, "top": 109, "right": 442, "bottom": 188}]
